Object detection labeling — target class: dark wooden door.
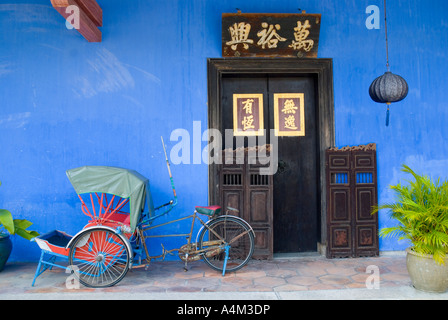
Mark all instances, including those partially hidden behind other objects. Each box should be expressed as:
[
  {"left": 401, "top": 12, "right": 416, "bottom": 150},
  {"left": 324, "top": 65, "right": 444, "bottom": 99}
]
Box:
[
  {"left": 269, "top": 76, "right": 319, "bottom": 253},
  {"left": 221, "top": 74, "right": 320, "bottom": 254}
]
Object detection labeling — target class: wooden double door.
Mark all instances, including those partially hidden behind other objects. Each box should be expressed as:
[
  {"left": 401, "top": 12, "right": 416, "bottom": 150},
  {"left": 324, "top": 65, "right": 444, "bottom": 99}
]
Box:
[
  {"left": 208, "top": 58, "right": 335, "bottom": 258},
  {"left": 221, "top": 74, "right": 319, "bottom": 254}
]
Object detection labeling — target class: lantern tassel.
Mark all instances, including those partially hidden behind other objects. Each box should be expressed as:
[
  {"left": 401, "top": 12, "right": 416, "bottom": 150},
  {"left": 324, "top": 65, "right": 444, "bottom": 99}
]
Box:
[{"left": 386, "top": 104, "right": 390, "bottom": 127}]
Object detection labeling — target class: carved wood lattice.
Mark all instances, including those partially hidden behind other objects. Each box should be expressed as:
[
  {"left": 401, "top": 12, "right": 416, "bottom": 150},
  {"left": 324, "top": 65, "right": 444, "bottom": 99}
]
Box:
[{"left": 326, "top": 143, "right": 379, "bottom": 258}]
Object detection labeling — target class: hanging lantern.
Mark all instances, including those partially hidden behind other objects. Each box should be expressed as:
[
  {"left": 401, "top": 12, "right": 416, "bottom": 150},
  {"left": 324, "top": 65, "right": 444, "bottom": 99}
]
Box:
[
  {"left": 369, "top": 71, "right": 409, "bottom": 126},
  {"left": 369, "top": 0, "right": 409, "bottom": 126}
]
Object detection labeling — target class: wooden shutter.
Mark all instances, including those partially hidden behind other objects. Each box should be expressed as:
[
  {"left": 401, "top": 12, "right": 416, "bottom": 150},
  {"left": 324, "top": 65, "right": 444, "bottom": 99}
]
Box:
[
  {"left": 326, "top": 144, "right": 379, "bottom": 258},
  {"left": 219, "top": 145, "right": 273, "bottom": 259}
]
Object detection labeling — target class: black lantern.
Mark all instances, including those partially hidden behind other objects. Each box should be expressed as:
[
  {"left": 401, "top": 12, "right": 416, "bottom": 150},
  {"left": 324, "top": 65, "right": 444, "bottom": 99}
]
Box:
[
  {"left": 369, "top": 71, "right": 409, "bottom": 126},
  {"left": 369, "top": 0, "right": 408, "bottom": 126}
]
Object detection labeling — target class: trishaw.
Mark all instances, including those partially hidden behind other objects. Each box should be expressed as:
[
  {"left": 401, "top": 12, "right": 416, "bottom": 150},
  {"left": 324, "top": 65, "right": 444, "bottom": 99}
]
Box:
[{"left": 32, "top": 139, "right": 255, "bottom": 288}]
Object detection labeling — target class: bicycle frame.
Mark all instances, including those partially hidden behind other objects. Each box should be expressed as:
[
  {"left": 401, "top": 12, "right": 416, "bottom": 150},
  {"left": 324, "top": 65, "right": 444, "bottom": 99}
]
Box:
[
  {"left": 130, "top": 136, "right": 222, "bottom": 265},
  {"left": 136, "top": 210, "right": 225, "bottom": 265},
  {"left": 128, "top": 138, "right": 252, "bottom": 275}
]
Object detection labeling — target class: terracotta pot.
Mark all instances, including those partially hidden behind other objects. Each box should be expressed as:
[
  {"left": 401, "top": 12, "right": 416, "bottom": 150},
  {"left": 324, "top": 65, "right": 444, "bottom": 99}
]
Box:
[
  {"left": 0, "top": 234, "right": 12, "bottom": 272},
  {"left": 406, "top": 248, "right": 448, "bottom": 293}
]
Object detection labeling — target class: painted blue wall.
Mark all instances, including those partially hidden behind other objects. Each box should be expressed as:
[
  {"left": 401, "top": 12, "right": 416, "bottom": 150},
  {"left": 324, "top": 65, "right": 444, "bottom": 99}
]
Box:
[{"left": 0, "top": 0, "right": 447, "bottom": 261}]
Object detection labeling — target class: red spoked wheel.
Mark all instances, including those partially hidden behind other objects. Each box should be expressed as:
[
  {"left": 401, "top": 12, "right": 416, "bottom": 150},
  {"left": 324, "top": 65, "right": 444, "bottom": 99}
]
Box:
[{"left": 68, "top": 228, "right": 130, "bottom": 288}]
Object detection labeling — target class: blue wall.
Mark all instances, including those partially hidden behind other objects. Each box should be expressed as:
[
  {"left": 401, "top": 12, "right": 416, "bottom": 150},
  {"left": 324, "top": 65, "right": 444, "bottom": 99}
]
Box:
[{"left": 1, "top": 0, "right": 447, "bottom": 261}]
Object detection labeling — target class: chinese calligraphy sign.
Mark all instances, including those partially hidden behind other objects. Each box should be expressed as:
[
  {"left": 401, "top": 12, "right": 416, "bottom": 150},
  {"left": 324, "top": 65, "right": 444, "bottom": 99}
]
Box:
[
  {"left": 223, "top": 13, "right": 321, "bottom": 58},
  {"left": 227, "top": 22, "right": 254, "bottom": 50},
  {"left": 233, "top": 94, "right": 264, "bottom": 136},
  {"left": 274, "top": 93, "right": 305, "bottom": 136}
]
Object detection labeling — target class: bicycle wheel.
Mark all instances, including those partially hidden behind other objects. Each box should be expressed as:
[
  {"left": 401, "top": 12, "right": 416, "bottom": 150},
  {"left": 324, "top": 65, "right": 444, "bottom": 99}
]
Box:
[
  {"left": 68, "top": 228, "right": 130, "bottom": 288},
  {"left": 198, "top": 216, "right": 254, "bottom": 273}
]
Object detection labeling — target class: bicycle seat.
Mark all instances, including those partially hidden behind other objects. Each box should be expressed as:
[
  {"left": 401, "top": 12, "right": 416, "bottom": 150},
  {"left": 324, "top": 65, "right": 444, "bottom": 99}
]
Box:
[{"left": 195, "top": 205, "right": 221, "bottom": 216}]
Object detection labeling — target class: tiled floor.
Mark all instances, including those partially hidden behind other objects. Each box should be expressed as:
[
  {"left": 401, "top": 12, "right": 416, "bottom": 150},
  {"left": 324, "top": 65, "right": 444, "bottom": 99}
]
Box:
[{"left": 0, "top": 253, "right": 411, "bottom": 295}]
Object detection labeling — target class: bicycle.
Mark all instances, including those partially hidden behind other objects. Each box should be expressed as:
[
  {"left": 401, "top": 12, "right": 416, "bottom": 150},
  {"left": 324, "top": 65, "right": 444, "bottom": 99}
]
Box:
[{"left": 32, "top": 138, "right": 255, "bottom": 288}]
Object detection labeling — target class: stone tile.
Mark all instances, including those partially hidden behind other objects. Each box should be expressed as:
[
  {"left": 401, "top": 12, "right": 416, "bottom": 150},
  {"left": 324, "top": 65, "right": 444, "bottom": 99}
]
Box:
[
  {"left": 325, "top": 266, "right": 358, "bottom": 276},
  {"left": 350, "top": 273, "right": 369, "bottom": 284},
  {"left": 296, "top": 266, "right": 327, "bottom": 277},
  {"left": 238, "top": 285, "right": 272, "bottom": 292},
  {"left": 153, "top": 278, "right": 186, "bottom": 287},
  {"left": 233, "top": 270, "right": 266, "bottom": 279},
  {"left": 186, "top": 276, "right": 221, "bottom": 288},
  {"left": 265, "top": 268, "right": 297, "bottom": 278},
  {"left": 386, "top": 263, "right": 407, "bottom": 273},
  {"left": 254, "top": 276, "right": 286, "bottom": 287},
  {"left": 380, "top": 280, "right": 411, "bottom": 288},
  {"left": 308, "top": 283, "right": 343, "bottom": 291},
  {"left": 204, "top": 269, "right": 232, "bottom": 278},
  {"left": 274, "top": 260, "right": 305, "bottom": 269},
  {"left": 142, "top": 286, "right": 167, "bottom": 293},
  {"left": 287, "top": 275, "right": 320, "bottom": 286},
  {"left": 304, "top": 260, "right": 336, "bottom": 269},
  {"left": 380, "top": 272, "right": 411, "bottom": 283},
  {"left": 166, "top": 286, "right": 203, "bottom": 293},
  {"left": 246, "top": 261, "right": 278, "bottom": 271},
  {"left": 173, "top": 270, "right": 205, "bottom": 280},
  {"left": 204, "top": 284, "right": 241, "bottom": 292},
  {"left": 319, "top": 275, "right": 351, "bottom": 285},
  {"left": 274, "top": 284, "right": 308, "bottom": 292},
  {"left": 331, "top": 258, "right": 362, "bottom": 267},
  {"left": 221, "top": 276, "right": 253, "bottom": 288},
  {"left": 345, "top": 282, "right": 367, "bottom": 289}
]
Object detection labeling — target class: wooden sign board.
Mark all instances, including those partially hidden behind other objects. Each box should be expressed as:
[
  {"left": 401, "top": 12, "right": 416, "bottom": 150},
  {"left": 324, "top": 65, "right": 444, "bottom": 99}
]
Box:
[{"left": 222, "top": 13, "right": 321, "bottom": 58}]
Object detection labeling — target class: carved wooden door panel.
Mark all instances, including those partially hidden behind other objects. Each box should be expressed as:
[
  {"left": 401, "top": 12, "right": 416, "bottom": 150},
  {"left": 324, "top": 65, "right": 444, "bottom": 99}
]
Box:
[
  {"left": 220, "top": 148, "right": 273, "bottom": 260},
  {"left": 326, "top": 144, "right": 379, "bottom": 258}
]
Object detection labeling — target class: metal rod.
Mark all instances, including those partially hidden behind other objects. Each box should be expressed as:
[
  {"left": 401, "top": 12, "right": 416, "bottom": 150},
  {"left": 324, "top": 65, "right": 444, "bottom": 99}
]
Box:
[
  {"left": 384, "top": 0, "right": 390, "bottom": 71},
  {"left": 142, "top": 214, "right": 195, "bottom": 232},
  {"left": 145, "top": 234, "right": 191, "bottom": 239},
  {"left": 161, "top": 136, "right": 177, "bottom": 201}
]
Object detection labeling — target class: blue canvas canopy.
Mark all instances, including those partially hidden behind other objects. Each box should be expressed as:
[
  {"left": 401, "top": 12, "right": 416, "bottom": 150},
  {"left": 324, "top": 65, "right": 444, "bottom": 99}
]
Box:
[{"left": 66, "top": 166, "right": 154, "bottom": 232}]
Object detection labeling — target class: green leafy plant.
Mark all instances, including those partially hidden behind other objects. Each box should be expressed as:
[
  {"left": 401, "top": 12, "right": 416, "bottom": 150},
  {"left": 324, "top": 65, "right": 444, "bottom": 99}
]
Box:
[
  {"left": 0, "top": 181, "right": 39, "bottom": 240},
  {"left": 372, "top": 165, "right": 448, "bottom": 265}
]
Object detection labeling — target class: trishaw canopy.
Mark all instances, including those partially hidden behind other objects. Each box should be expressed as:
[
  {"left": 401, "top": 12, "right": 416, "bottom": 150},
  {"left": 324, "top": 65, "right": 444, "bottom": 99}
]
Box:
[{"left": 66, "top": 166, "right": 154, "bottom": 232}]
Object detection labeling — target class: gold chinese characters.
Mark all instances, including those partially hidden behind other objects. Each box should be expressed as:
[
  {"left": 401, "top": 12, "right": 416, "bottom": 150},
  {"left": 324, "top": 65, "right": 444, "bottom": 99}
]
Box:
[
  {"left": 274, "top": 93, "right": 305, "bottom": 137},
  {"left": 233, "top": 94, "right": 264, "bottom": 136},
  {"left": 226, "top": 20, "right": 314, "bottom": 52}
]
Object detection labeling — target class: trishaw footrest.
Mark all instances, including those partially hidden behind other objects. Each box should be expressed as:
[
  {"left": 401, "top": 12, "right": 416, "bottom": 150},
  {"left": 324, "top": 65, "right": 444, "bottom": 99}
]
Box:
[
  {"left": 33, "top": 230, "right": 72, "bottom": 256},
  {"left": 31, "top": 230, "right": 73, "bottom": 286}
]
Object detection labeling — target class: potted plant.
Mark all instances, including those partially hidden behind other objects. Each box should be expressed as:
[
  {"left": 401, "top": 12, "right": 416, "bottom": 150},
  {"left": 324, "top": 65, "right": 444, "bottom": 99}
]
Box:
[
  {"left": 0, "top": 181, "right": 39, "bottom": 272},
  {"left": 372, "top": 165, "right": 448, "bottom": 292}
]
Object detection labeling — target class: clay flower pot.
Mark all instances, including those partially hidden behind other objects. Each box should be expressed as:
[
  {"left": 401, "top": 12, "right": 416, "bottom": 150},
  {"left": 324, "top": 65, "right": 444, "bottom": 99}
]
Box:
[
  {"left": 0, "top": 234, "right": 12, "bottom": 272},
  {"left": 406, "top": 248, "right": 448, "bottom": 293}
]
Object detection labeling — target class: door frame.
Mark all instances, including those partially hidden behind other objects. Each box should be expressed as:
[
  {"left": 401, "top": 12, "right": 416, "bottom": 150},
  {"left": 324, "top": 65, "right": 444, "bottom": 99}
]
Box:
[{"left": 207, "top": 58, "right": 335, "bottom": 254}]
